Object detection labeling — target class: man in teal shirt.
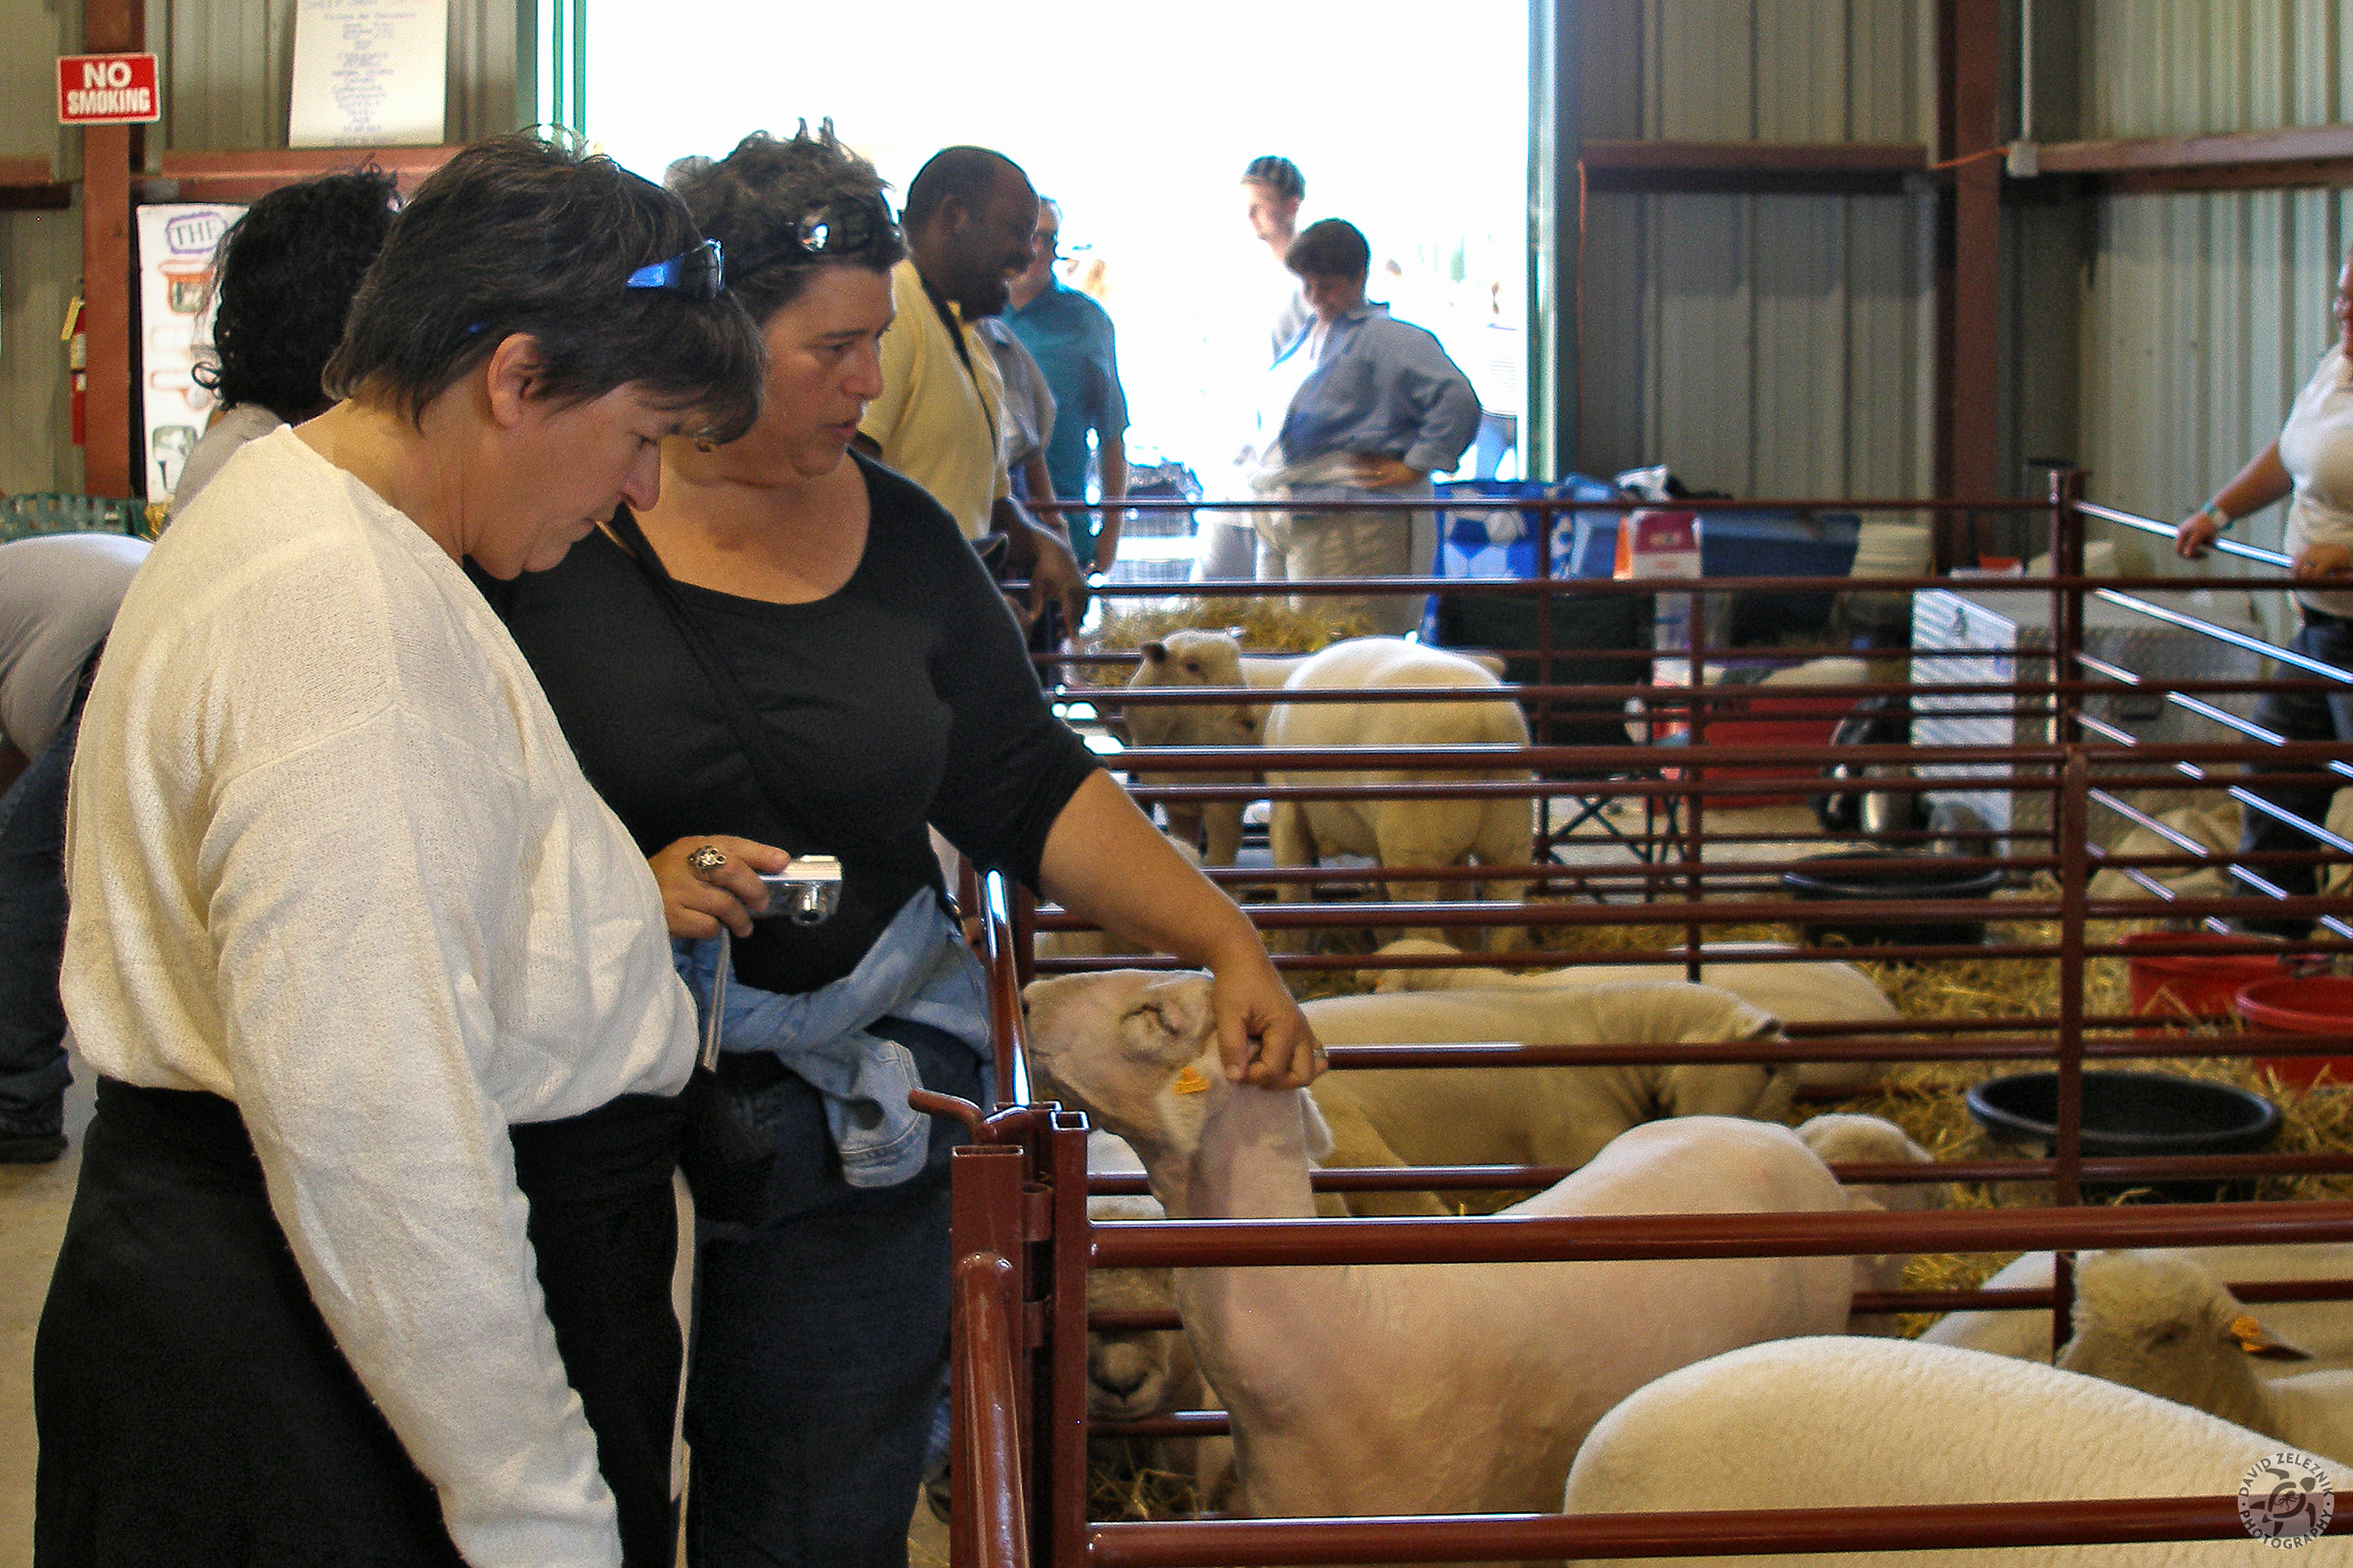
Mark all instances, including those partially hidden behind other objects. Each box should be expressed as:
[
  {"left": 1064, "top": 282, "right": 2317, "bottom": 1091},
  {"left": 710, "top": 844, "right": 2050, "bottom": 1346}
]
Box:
[{"left": 1006, "top": 198, "right": 1129, "bottom": 571}]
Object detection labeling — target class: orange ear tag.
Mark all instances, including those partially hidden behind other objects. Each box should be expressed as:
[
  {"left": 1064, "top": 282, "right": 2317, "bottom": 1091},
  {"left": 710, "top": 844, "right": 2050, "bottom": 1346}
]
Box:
[
  {"left": 2231, "top": 1314, "right": 2270, "bottom": 1352},
  {"left": 1171, "top": 1066, "right": 1210, "bottom": 1095}
]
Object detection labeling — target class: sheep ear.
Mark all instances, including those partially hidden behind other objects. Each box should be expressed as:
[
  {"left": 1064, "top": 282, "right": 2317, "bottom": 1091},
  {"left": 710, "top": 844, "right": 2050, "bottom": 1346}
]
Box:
[
  {"left": 1140, "top": 641, "right": 1167, "bottom": 662},
  {"left": 2227, "top": 1312, "right": 2315, "bottom": 1362},
  {"left": 1122, "top": 973, "right": 1214, "bottom": 1060}
]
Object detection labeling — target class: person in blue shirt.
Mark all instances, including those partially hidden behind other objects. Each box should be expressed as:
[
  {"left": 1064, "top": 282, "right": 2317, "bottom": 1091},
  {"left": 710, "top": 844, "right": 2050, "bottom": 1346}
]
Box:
[
  {"left": 1005, "top": 198, "right": 1129, "bottom": 571},
  {"left": 1246, "top": 217, "right": 1482, "bottom": 632}
]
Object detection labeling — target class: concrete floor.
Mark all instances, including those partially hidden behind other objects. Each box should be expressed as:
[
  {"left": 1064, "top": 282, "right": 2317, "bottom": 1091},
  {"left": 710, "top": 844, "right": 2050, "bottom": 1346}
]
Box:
[{"left": 1, "top": 1052, "right": 93, "bottom": 1568}]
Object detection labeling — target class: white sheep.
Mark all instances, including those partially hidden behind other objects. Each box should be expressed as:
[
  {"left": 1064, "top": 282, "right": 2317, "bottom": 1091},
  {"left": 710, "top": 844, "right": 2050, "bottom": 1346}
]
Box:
[
  {"left": 1793, "top": 1113, "right": 1944, "bottom": 1334},
  {"left": 1262, "top": 638, "right": 1534, "bottom": 952},
  {"left": 1366, "top": 937, "right": 1900, "bottom": 1095},
  {"left": 1024, "top": 967, "right": 1853, "bottom": 1541},
  {"left": 1924, "top": 1245, "right": 2353, "bottom": 1370},
  {"left": 2056, "top": 1249, "right": 2353, "bottom": 1467},
  {"left": 1299, "top": 981, "right": 1800, "bottom": 1217},
  {"left": 1119, "top": 631, "right": 1308, "bottom": 865},
  {"left": 1562, "top": 1335, "right": 2353, "bottom": 1566}
]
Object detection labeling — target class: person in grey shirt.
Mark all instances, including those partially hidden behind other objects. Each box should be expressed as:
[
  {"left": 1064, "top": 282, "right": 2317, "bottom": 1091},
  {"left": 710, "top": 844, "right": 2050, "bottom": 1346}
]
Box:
[{"left": 0, "top": 531, "right": 150, "bottom": 1159}]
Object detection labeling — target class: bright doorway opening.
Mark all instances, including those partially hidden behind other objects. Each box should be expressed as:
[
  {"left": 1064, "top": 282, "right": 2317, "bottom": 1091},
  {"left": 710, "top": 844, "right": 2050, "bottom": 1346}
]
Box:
[{"left": 588, "top": 1, "right": 1530, "bottom": 567}]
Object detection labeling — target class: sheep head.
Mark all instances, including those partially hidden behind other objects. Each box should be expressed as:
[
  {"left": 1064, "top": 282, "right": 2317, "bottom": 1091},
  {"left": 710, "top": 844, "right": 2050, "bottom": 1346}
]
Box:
[
  {"left": 2058, "top": 1251, "right": 2312, "bottom": 1431},
  {"left": 1122, "top": 630, "right": 1259, "bottom": 750},
  {"left": 1025, "top": 969, "right": 1332, "bottom": 1206},
  {"left": 1085, "top": 1189, "right": 1202, "bottom": 1422},
  {"left": 1025, "top": 970, "right": 1231, "bottom": 1168}
]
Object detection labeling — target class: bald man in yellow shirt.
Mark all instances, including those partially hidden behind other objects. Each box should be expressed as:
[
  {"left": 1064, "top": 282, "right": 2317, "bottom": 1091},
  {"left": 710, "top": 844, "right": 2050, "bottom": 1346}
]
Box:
[{"left": 857, "top": 145, "right": 1085, "bottom": 631}]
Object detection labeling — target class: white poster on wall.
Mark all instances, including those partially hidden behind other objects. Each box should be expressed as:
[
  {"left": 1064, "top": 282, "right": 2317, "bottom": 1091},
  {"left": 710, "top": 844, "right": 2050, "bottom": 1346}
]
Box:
[
  {"left": 137, "top": 203, "right": 245, "bottom": 502},
  {"left": 289, "top": 0, "right": 448, "bottom": 149}
]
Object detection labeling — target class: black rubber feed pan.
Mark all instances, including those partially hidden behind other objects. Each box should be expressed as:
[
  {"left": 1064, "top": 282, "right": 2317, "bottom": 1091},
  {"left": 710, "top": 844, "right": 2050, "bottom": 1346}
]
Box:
[
  {"left": 1782, "top": 851, "right": 2003, "bottom": 948},
  {"left": 1967, "top": 1070, "right": 2282, "bottom": 1202}
]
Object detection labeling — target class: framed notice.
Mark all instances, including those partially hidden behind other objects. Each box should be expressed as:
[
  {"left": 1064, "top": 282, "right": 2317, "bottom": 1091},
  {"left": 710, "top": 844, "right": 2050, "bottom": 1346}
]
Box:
[
  {"left": 289, "top": 0, "right": 448, "bottom": 149},
  {"left": 137, "top": 204, "right": 246, "bottom": 501}
]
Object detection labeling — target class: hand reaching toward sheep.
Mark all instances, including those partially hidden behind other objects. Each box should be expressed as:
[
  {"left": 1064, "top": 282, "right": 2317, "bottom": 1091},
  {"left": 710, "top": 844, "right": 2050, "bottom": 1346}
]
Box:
[
  {"left": 1207, "top": 938, "right": 1323, "bottom": 1089},
  {"left": 649, "top": 834, "right": 794, "bottom": 939}
]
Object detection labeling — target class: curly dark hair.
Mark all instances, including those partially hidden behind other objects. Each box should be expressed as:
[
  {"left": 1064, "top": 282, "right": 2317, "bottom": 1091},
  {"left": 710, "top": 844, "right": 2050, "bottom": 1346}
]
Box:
[
  {"left": 673, "top": 123, "right": 907, "bottom": 325},
  {"left": 324, "top": 134, "right": 765, "bottom": 443},
  {"left": 192, "top": 168, "right": 399, "bottom": 421}
]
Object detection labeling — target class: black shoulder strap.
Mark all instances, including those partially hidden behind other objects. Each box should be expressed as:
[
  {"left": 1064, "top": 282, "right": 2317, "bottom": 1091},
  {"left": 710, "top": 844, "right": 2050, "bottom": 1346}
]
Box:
[{"left": 602, "top": 507, "right": 816, "bottom": 857}]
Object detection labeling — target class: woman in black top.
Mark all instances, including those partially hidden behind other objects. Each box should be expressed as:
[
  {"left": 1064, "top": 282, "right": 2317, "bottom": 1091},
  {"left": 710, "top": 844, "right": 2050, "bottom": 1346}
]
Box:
[{"left": 492, "top": 125, "right": 1320, "bottom": 1568}]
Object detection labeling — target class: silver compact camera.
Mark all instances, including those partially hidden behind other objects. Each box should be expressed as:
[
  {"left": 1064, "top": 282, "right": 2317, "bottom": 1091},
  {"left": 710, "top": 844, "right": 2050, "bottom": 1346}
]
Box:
[{"left": 755, "top": 856, "right": 843, "bottom": 925}]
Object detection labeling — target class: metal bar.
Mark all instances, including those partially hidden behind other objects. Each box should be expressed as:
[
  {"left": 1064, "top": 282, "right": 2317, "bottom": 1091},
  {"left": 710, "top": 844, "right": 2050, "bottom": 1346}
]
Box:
[
  {"left": 1045, "top": 1115, "right": 1091, "bottom": 1567},
  {"left": 1089, "top": 1200, "right": 2353, "bottom": 1271},
  {"left": 950, "top": 1149, "right": 1033, "bottom": 1568},
  {"left": 981, "top": 871, "right": 1031, "bottom": 1109},
  {"left": 1086, "top": 1496, "right": 2335, "bottom": 1565},
  {"left": 1081, "top": 1149, "right": 2353, "bottom": 1196},
  {"left": 2078, "top": 497, "right": 2294, "bottom": 568}
]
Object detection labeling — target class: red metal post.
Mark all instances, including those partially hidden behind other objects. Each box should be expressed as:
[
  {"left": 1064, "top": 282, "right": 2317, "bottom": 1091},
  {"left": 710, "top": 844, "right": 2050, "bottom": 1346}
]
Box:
[
  {"left": 950, "top": 1149, "right": 1035, "bottom": 1568},
  {"left": 1043, "top": 1113, "right": 1093, "bottom": 1566}
]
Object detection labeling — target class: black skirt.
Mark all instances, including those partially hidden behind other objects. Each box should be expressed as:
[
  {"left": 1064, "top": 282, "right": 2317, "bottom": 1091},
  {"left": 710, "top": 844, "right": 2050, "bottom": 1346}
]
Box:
[{"left": 35, "top": 1076, "right": 686, "bottom": 1568}]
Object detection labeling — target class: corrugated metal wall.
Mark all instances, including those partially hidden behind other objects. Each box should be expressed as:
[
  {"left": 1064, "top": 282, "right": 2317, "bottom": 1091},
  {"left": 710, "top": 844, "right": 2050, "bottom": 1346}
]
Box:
[
  {"left": 0, "top": 0, "right": 514, "bottom": 497},
  {"left": 2068, "top": 0, "right": 2353, "bottom": 557},
  {"left": 157, "top": 0, "right": 515, "bottom": 149},
  {"left": 1, "top": 0, "right": 81, "bottom": 496},
  {"left": 1576, "top": 0, "right": 1939, "bottom": 497}
]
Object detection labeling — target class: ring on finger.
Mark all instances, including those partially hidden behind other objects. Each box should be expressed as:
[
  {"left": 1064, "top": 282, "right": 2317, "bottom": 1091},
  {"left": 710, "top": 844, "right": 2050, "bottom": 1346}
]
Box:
[{"left": 687, "top": 845, "right": 728, "bottom": 877}]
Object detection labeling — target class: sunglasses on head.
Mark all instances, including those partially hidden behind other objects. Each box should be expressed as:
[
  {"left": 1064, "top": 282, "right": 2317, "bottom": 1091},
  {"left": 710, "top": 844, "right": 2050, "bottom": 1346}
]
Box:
[
  {"left": 625, "top": 237, "right": 726, "bottom": 301},
  {"left": 791, "top": 196, "right": 897, "bottom": 258}
]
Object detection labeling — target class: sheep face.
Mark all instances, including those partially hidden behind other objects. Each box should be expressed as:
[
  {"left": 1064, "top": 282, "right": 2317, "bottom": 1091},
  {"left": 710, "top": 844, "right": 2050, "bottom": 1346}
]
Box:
[
  {"left": 1025, "top": 970, "right": 1227, "bottom": 1162},
  {"left": 2057, "top": 1251, "right": 2311, "bottom": 1421},
  {"left": 1122, "top": 631, "right": 1258, "bottom": 750},
  {"left": 1085, "top": 1252, "right": 1199, "bottom": 1421}
]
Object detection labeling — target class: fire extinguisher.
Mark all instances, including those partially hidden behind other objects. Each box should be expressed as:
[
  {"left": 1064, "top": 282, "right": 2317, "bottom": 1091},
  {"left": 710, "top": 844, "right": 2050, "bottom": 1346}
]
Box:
[{"left": 63, "top": 292, "right": 86, "bottom": 447}]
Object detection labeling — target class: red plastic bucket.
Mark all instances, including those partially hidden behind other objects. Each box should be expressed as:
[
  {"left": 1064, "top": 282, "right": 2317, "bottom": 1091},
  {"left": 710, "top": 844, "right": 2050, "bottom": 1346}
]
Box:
[
  {"left": 2234, "top": 976, "right": 2353, "bottom": 1089},
  {"left": 2125, "top": 932, "right": 2286, "bottom": 1024}
]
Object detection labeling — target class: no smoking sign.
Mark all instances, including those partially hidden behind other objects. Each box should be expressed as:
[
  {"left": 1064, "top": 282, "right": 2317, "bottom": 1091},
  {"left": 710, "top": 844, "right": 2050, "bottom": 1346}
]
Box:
[{"left": 58, "top": 53, "right": 161, "bottom": 125}]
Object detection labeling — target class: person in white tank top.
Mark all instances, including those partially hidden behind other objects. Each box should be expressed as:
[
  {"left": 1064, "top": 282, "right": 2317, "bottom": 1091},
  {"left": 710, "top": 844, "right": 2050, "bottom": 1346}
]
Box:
[{"left": 2173, "top": 250, "right": 2353, "bottom": 934}]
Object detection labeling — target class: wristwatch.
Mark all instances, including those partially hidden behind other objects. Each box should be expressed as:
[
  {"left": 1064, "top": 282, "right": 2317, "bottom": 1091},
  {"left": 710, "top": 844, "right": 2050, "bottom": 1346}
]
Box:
[{"left": 2195, "top": 503, "right": 2234, "bottom": 531}]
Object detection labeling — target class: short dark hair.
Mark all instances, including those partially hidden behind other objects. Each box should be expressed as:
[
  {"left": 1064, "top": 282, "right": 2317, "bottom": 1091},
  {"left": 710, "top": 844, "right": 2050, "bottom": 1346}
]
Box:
[
  {"left": 193, "top": 168, "right": 398, "bottom": 421},
  {"left": 1242, "top": 155, "right": 1305, "bottom": 203},
  {"left": 903, "top": 145, "right": 1024, "bottom": 229},
  {"left": 325, "top": 134, "right": 764, "bottom": 442},
  {"left": 674, "top": 124, "right": 907, "bottom": 324},
  {"left": 1286, "top": 218, "right": 1369, "bottom": 280}
]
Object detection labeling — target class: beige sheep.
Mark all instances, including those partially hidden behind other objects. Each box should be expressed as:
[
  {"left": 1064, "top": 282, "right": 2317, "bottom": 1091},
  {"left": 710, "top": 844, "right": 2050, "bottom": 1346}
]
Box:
[{"left": 1299, "top": 981, "right": 1799, "bottom": 1218}]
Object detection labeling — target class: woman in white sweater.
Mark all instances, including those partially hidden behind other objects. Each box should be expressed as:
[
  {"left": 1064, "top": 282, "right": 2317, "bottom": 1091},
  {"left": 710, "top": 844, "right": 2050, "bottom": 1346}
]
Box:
[{"left": 34, "top": 137, "right": 762, "bottom": 1568}]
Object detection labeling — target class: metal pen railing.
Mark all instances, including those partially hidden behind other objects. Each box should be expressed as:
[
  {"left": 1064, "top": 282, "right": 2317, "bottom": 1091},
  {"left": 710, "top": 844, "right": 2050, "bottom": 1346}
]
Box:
[{"left": 944, "top": 468, "right": 2353, "bottom": 1562}]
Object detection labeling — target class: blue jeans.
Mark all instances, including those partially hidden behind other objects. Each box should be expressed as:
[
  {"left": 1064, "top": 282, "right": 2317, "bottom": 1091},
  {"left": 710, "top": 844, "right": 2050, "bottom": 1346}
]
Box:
[
  {"left": 2238, "top": 613, "right": 2353, "bottom": 932},
  {"left": 685, "top": 1017, "right": 981, "bottom": 1568},
  {"left": 0, "top": 698, "right": 81, "bottom": 1135}
]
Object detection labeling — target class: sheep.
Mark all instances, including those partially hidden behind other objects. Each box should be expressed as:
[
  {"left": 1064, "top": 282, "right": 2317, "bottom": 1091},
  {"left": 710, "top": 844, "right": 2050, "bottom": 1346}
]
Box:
[
  {"left": 1923, "top": 1245, "right": 2353, "bottom": 1370},
  {"left": 1793, "top": 1113, "right": 1944, "bottom": 1335},
  {"left": 1083, "top": 1131, "right": 1235, "bottom": 1505},
  {"left": 1118, "top": 631, "right": 1308, "bottom": 865},
  {"left": 2055, "top": 1250, "right": 2353, "bottom": 1467},
  {"left": 1299, "top": 980, "right": 1800, "bottom": 1217},
  {"left": 1023, "top": 967, "right": 1853, "bottom": 1555},
  {"left": 1562, "top": 1334, "right": 2353, "bottom": 1566},
  {"left": 1262, "top": 638, "right": 1534, "bottom": 953},
  {"left": 1366, "top": 937, "right": 1899, "bottom": 1095}
]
